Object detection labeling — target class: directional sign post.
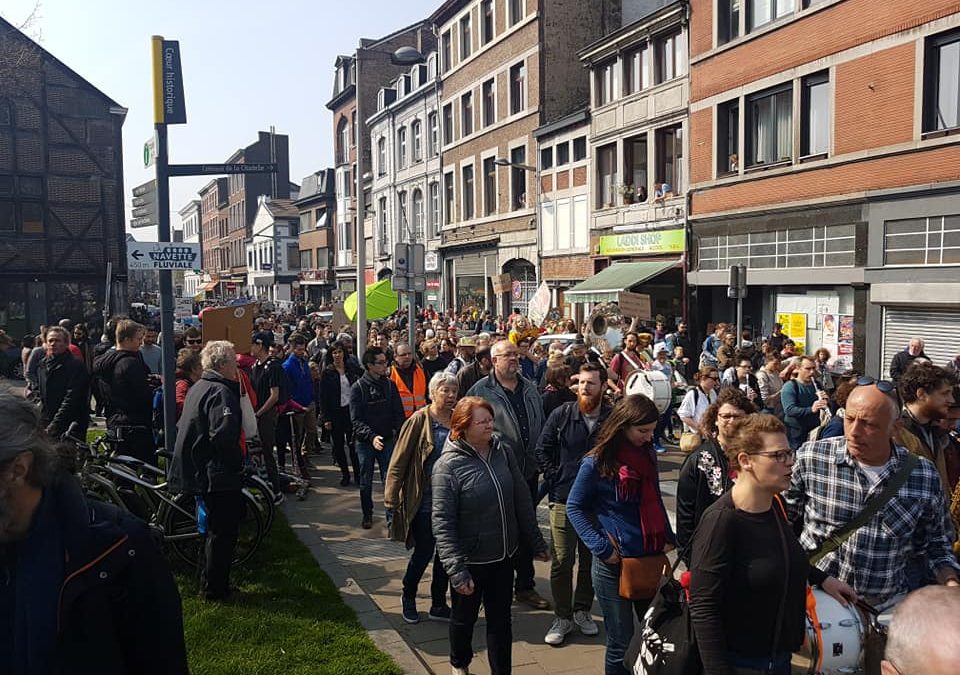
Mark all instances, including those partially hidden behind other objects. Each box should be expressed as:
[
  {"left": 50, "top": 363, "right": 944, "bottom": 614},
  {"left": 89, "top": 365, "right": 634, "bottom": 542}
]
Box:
[
  {"left": 130, "top": 180, "right": 157, "bottom": 229},
  {"left": 127, "top": 242, "right": 201, "bottom": 270}
]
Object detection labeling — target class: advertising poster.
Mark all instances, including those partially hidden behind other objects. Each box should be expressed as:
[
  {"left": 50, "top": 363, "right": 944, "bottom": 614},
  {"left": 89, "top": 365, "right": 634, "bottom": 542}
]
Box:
[
  {"left": 776, "top": 312, "right": 807, "bottom": 354},
  {"left": 821, "top": 313, "right": 838, "bottom": 356},
  {"left": 836, "top": 315, "right": 854, "bottom": 371}
]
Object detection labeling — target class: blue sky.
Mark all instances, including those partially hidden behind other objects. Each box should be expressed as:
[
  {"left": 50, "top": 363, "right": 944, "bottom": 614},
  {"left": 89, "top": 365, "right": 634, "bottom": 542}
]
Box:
[{"left": 1, "top": 0, "right": 438, "bottom": 240}]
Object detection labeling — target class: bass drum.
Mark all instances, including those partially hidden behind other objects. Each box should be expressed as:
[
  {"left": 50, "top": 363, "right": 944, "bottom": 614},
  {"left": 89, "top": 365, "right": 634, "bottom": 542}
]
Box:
[
  {"left": 795, "top": 589, "right": 863, "bottom": 675},
  {"left": 624, "top": 369, "right": 672, "bottom": 414}
]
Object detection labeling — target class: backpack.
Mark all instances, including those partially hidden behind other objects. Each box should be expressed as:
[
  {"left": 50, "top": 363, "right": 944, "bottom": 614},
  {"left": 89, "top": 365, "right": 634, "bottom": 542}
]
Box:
[{"left": 275, "top": 359, "right": 293, "bottom": 406}]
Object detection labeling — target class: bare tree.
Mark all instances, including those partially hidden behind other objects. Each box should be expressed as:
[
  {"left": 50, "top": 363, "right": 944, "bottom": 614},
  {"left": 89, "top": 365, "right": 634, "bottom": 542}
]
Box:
[{"left": 0, "top": 3, "right": 44, "bottom": 96}]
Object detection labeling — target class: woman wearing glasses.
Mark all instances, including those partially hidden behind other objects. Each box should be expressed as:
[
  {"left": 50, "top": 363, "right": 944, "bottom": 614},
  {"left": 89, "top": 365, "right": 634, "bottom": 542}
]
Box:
[
  {"left": 689, "top": 415, "right": 856, "bottom": 675},
  {"left": 677, "top": 367, "right": 720, "bottom": 441},
  {"left": 675, "top": 388, "right": 756, "bottom": 558}
]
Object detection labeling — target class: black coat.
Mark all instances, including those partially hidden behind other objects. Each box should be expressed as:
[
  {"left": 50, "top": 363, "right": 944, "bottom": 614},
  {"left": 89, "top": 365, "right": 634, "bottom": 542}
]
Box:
[
  {"left": 676, "top": 438, "right": 732, "bottom": 562},
  {"left": 349, "top": 372, "right": 405, "bottom": 443},
  {"left": 169, "top": 370, "right": 243, "bottom": 495},
  {"left": 319, "top": 367, "right": 359, "bottom": 422},
  {"left": 92, "top": 350, "right": 154, "bottom": 428},
  {"left": 17, "top": 477, "right": 188, "bottom": 675},
  {"left": 536, "top": 400, "right": 612, "bottom": 503},
  {"left": 38, "top": 352, "right": 90, "bottom": 438},
  {"left": 889, "top": 349, "right": 929, "bottom": 382}
]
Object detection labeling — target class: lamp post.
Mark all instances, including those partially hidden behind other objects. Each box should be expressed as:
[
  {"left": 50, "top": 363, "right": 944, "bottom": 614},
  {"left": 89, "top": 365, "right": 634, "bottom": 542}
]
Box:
[
  {"left": 493, "top": 157, "right": 539, "bottom": 316},
  {"left": 354, "top": 44, "right": 426, "bottom": 359}
]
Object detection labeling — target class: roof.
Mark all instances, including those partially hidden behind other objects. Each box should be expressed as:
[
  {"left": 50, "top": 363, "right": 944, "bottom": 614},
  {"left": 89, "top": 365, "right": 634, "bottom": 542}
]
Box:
[
  {"left": 295, "top": 169, "right": 335, "bottom": 203},
  {"left": 262, "top": 198, "right": 299, "bottom": 220},
  {"left": 430, "top": 0, "right": 467, "bottom": 25},
  {"left": 0, "top": 15, "right": 126, "bottom": 114},
  {"left": 565, "top": 260, "right": 679, "bottom": 303},
  {"left": 534, "top": 108, "right": 590, "bottom": 139},
  {"left": 578, "top": 1, "right": 686, "bottom": 64}
]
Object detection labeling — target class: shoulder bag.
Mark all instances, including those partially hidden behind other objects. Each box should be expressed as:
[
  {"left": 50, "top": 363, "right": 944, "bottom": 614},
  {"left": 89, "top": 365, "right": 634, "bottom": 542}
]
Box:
[{"left": 607, "top": 533, "right": 669, "bottom": 601}]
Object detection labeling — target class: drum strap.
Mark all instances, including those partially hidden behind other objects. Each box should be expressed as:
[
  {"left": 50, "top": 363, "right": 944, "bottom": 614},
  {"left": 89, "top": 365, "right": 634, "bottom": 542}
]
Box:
[{"left": 809, "top": 453, "right": 919, "bottom": 565}]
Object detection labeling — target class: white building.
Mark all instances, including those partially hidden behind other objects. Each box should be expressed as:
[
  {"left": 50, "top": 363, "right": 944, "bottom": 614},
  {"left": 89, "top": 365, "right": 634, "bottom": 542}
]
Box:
[
  {"left": 245, "top": 196, "right": 301, "bottom": 307},
  {"left": 178, "top": 200, "right": 203, "bottom": 299},
  {"left": 367, "top": 51, "right": 444, "bottom": 308}
]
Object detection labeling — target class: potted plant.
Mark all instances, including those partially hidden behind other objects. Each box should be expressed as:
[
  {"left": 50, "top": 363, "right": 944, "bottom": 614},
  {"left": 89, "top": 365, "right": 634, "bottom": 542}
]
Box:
[{"left": 618, "top": 183, "right": 636, "bottom": 205}]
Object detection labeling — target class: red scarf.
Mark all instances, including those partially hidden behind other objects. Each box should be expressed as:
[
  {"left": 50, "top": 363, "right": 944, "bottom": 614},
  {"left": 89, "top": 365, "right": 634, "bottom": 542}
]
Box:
[{"left": 615, "top": 440, "right": 667, "bottom": 553}]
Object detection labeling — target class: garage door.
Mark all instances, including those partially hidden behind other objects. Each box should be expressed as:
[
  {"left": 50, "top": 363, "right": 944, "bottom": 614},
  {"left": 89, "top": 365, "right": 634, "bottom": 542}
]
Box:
[{"left": 881, "top": 307, "right": 960, "bottom": 377}]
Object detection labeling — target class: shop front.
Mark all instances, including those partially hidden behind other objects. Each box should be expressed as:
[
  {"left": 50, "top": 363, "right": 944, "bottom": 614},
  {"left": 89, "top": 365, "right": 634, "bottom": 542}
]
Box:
[{"left": 442, "top": 242, "right": 498, "bottom": 315}]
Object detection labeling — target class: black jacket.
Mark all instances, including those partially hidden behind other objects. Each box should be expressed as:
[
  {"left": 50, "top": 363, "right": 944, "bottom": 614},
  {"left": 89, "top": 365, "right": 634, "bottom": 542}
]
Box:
[
  {"left": 92, "top": 350, "right": 154, "bottom": 427},
  {"left": 349, "top": 372, "right": 405, "bottom": 443},
  {"left": 319, "top": 367, "right": 359, "bottom": 422},
  {"left": 536, "top": 400, "right": 612, "bottom": 503},
  {"left": 38, "top": 352, "right": 90, "bottom": 438},
  {"left": 3, "top": 476, "right": 188, "bottom": 675},
  {"left": 676, "top": 437, "right": 732, "bottom": 562},
  {"left": 169, "top": 370, "right": 243, "bottom": 495},
  {"left": 889, "top": 349, "right": 929, "bottom": 382}
]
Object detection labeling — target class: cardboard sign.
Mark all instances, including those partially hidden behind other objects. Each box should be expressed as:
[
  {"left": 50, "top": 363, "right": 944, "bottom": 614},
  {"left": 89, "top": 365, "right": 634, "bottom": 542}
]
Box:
[
  {"left": 618, "top": 291, "right": 652, "bottom": 321},
  {"left": 491, "top": 273, "right": 513, "bottom": 295},
  {"left": 201, "top": 304, "right": 256, "bottom": 353}
]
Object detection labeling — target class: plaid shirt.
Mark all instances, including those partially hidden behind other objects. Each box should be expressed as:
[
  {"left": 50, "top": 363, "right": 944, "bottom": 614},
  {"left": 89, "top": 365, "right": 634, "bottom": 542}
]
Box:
[{"left": 783, "top": 435, "right": 959, "bottom": 601}]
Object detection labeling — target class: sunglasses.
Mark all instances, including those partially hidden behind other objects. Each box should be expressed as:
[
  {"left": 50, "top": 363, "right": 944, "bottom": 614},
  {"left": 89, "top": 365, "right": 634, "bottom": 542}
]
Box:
[
  {"left": 186, "top": 338, "right": 202, "bottom": 345},
  {"left": 857, "top": 376, "right": 895, "bottom": 394}
]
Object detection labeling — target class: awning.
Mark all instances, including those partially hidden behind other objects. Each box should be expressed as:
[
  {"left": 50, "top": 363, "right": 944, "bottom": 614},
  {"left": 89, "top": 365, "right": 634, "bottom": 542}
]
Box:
[
  {"left": 200, "top": 280, "right": 218, "bottom": 293},
  {"left": 565, "top": 259, "right": 678, "bottom": 304}
]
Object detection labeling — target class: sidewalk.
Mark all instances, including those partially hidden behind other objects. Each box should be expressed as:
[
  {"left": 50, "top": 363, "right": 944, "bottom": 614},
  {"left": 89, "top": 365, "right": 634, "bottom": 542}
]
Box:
[{"left": 284, "top": 450, "right": 683, "bottom": 675}]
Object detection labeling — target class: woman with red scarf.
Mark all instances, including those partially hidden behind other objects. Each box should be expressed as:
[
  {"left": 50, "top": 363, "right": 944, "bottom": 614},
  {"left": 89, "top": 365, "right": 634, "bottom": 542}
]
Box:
[{"left": 566, "top": 394, "right": 676, "bottom": 675}]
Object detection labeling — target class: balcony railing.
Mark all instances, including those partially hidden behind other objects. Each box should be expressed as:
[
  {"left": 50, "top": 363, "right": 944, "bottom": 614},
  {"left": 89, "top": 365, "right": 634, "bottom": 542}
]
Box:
[{"left": 299, "top": 268, "right": 332, "bottom": 283}]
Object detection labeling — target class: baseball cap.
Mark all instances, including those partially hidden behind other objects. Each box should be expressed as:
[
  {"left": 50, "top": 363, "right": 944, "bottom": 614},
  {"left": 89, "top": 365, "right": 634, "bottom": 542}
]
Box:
[{"left": 252, "top": 331, "right": 274, "bottom": 347}]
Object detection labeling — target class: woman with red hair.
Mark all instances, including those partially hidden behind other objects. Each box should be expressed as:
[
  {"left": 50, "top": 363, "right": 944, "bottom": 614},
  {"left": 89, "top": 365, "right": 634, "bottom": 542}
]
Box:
[{"left": 432, "top": 396, "right": 549, "bottom": 675}]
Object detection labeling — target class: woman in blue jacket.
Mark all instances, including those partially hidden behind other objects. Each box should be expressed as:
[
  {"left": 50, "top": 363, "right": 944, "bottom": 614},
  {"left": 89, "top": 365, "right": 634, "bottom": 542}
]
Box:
[{"left": 567, "top": 394, "right": 676, "bottom": 675}]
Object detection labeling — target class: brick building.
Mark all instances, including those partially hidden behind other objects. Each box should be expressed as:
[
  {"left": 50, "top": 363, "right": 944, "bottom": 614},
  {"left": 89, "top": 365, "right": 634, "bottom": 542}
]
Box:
[
  {"left": 178, "top": 199, "right": 202, "bottom": 299},
  {"left": 686, "top": 0, "right": 960, "bottom": 373},
  {"left": 294, "top": 168, "right": 336, "bottom": 307},
  {"left": 0, "top": 16, "right": 127, "bottom": 336}
]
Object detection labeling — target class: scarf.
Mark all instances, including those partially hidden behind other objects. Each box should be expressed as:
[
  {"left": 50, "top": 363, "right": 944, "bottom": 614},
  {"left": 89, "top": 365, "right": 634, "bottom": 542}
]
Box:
[{"left": 615, "top": 440, "right": 667, "bottom": 553}]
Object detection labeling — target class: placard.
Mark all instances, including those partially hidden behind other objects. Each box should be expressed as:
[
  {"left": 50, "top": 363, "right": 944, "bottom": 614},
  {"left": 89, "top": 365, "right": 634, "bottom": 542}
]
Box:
[
  {"left": 201, "top": 304, "right": 256, "bottom": 353},
  {"left": 491, "top": 273, "right": 513, "bottom": 295},
  {"left": 526, "top": 282, "right": 552, "bottom": 326},
  {"left": 618, "top": 291, "right": 652, "bottom": 321},
  {"left": 776, "top": 312, "right": 807, "bottom": 355}
]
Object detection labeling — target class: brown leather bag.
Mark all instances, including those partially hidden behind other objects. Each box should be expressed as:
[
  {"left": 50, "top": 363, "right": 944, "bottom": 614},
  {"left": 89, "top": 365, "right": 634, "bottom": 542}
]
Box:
[{"left": 608, "top": 533, "right": 668, "bottom": 600}]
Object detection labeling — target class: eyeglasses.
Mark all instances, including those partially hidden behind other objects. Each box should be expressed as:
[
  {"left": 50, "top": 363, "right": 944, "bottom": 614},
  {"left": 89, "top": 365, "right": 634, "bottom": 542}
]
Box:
[
  {"left": 750, "top": 449, "right": 796, "bottom": 463},
  {"left": 186, "top": 338, "right": 202, "bottom": 345},
  {"left": 703, "top": 375, "right": 719, "bottom": 381}
]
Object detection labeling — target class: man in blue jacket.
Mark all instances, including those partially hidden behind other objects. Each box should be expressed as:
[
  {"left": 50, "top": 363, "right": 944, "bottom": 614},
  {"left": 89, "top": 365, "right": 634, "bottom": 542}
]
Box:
[{"left": 283, "top": 335, "right": 318, "bottom": 461}]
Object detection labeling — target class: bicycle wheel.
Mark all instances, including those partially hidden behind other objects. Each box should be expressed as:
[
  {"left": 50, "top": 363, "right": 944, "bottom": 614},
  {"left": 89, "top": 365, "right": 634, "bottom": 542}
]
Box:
[
  {"left": 235, "top": 489, "right": 265, "bottom": 565},
  {"left": 242, "top": 473, "right": 276, "bottom": 534},
  {"left": 159, "top": 492, "right": 203, "bottom": 567}
]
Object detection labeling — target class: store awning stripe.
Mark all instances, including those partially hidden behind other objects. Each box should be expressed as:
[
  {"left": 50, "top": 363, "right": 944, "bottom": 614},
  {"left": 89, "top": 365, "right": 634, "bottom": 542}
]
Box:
[{"left": 565, "top": 260, "right": 678, "bottom": 303}]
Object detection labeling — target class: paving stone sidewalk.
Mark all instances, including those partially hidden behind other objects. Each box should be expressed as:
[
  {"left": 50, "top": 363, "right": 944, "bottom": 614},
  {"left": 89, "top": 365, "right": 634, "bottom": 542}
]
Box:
[{"left": 284, "top": 449, "right": 683, "bottom": 675}]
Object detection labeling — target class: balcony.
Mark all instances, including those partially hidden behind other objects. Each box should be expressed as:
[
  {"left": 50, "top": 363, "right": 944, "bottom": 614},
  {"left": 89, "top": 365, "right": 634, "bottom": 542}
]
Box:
[{"left": 299, "top": 268, "right": 333, "bottom": 285}]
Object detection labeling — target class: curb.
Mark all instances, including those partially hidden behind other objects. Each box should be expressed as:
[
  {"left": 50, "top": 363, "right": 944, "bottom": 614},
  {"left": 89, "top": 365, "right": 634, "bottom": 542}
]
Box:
[{"left": 283, "top": 501, "right": 435, "bottom": 675}]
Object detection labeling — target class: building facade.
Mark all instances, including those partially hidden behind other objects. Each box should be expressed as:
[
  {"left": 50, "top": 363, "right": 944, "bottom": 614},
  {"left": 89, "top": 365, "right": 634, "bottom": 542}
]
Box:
[
  {"left": 687, "top": 0, "right": 960, "bottom": 374},
  {"left": 245, "top": 197, "right": 301, "bottom": 307},
  {"left": 178, "top": 199, "right": 202, "bottom": 299},
  {"left": 295, "top": 169, "right": 337, "bottom": 307},
  {"left": 0, "top": 16, "right": 127, "bottom": 336}
]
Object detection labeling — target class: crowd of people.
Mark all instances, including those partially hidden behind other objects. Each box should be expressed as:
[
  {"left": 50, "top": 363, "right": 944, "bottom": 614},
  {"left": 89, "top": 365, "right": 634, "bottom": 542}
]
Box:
[{"left": 1, "top": 305, "right": 960, "bottom": 675}]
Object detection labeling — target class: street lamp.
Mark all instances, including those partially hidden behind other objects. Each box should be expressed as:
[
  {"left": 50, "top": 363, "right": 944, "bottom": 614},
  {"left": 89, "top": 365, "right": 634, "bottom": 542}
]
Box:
[{"left": 354, "top": 44, "right": 426, "bottom": 359}]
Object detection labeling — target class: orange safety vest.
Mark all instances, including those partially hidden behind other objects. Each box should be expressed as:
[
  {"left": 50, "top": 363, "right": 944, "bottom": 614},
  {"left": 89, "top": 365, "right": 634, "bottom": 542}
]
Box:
[{"left": 389, "top": 366, "right": 427, "bottom": 418}]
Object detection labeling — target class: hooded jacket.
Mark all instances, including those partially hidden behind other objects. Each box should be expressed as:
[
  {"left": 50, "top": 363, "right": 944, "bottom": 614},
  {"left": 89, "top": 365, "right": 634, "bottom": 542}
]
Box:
[
  {"left": 349, "top": 372, "right": 405, "bottom": 443},
  {"left": 169, "top": 370, "right": 243, "bottom": 495},
  {"left": 92, "top": 350, "right": 154, "bottom": 427}
]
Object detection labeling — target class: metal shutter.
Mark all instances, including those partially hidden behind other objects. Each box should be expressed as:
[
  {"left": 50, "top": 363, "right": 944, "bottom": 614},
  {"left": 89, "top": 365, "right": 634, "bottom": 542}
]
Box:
[
  {"left": 453, "top": 254, "right": 496, "bottom": 276},
  {"left": 881, "top": 307, "right": 960, "bottom": 377}
]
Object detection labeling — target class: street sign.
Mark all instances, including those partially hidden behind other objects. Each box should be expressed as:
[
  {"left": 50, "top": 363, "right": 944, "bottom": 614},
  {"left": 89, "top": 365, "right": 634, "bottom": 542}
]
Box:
[
  {"left": 143, "top": 135, "right": 157, "bottom": 168},
  {"left": 127, "top": 242, "right": 202, "bottom": 271},
  {"left": 153, "top": 38, "right": 187, "bottom": 125},
  {"left": 167, "top": 162, "right": 277, "bottom": 177},
  {"left": 424, "top": 251, "right": 439, "bottom": 272},
  {"left": 175, "top": 296, "right": 193, "bottom": 319},
  {"left": 394, "top": 243, "right": 410, "bottom": 274},
  {"left": 130, "top": 180, "right": 158, "bottom": 229}
]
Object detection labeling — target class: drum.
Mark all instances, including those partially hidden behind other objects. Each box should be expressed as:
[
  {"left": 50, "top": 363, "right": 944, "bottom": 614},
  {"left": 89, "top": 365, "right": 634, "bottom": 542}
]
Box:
[
  {"left": 624, "top": 369, "right": 672, "bottom": 414},
  {"left": 795, "top": 589, "right": 863, "bottom": 674}
]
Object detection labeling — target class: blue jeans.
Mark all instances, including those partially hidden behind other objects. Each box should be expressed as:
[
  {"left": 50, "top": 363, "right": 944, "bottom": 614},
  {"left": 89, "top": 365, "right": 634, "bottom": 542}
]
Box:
[
  {"left": 357, "top": 438, "right": 394, "bottom": 522},
  {"left": 654, "top": 402, "right": 673, "bottom": 444},
  {"left": 402, "top": 507, "right": 449, "bottom": 607},
  {"left": 592, "top": 557, "right": 651, "bottom": 675}
]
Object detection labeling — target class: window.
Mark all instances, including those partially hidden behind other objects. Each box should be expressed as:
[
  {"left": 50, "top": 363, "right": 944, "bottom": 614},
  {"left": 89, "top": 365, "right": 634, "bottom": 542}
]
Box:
[
  {"left": 573, "top": 136, "right": 587, "bottom": 161},
  {"left": 397, "top": 191, "right": 408, "bottom": 237},
  {"left": 748, "top": 0, "right": 791, "bottom": 32},
  {"left": 510, "top": 62, "right": 526, "bottom": 114},
  {"left": 508, "top": 0, "right": 523, "bottom": 26},
  {"left": 412, "top": 189, "right": 424, "bottom": 240},
  {"left": 510, "top": 146, "right": 527, "bottom": 210},
  {"left": 596, "top": 143, "right": 617, "bottom": 208},
  {"left": 444, "top": 171, "right": 455, "bottom": 224},
  {"left": 718, "top": 99, "right": 740, "bottom": 174},
  {"left": 336, "top": 118, "right": 350, "bottom": 164},
  {"left": 412, "top": 120, "right": 423, "bottom": 162},
  {"left": 350, "top": 112, "right": 357, "bottom": 146},
  {"left": 483, "top": 156, "right": 497, "bottom": 215},
  {"left": 377, "top": 137, "right": 387, "bottom": 176},
  {"left": 719, "top": 0, "right": 741, "bottom": 44},
  {"left": 746, "top": 86, "right": 792, "bottom": 166},
  {"left": 429, "top": 182, "right": 440, "bottom": 237},
  {"left": 428, "top": 112, "right": 439, "bottom": 156},
  {"left": 697, "top": 225, "right": 857, "bottom": 271},
  {"left": 461, "top": 92, "right": 473, "bottom": 136},
  {"left": 341, "top": 169, "right": 351, "bottom": 198},
  {"left": 460, "top": 15, "right": 472, "bottom": 60},
  {"left": 655, "top": 29, "right": 685, "bottom": 84},
  {"left": 596, "top": 60, "right": 617, "bottom": 105},
  {"left": 556, "top": 142, "right": 570, "bottom": 166},
  {"left": 462, "top": 165, "right": 474, "bottom": 219},
  {"left": 300, "top": 249, "right": 313, "bottom": 271},
  {"left": 441, "top": 31, "right": 452, "bottom": 73},
  {"left": 656, "top": 125, "right": 683, "bottom": 194},
  {"left": 884, "top": 216, "right": 960, "bottom": 266},
  {"left": 443, "top": 103, "right": 454, "bottom": 144},
  {"left": 0, "top": 102, "right": 10, "bottom": 126},
  {"left": 624, "top": 45, "right": 649, "bottom": 95},
  {"left": 481, "top": 0, "right": 494, "bottom": 45},
  {"left": 482, "top": 79, "right": 495, "bottom": 126},
  {"left": 801, "top": 72, "right": 829, "bottom": 157},
  {"left": 21, "top": 202, "right": 43, "bottom": 234},
  {"left": 287, "top": 244, "right": 301, "bottom": 270},
  {"left": 397, "top": 127, "right": 407, "bottom": 168},
  {"left": 924, "top": 30, "right": 960, "bottom": 133},
  {"left": 540, "top": 147, "right": 554, "bottom": 170},
  {"left": 378, "top": 197, "right": 389, "bottom": 248},
  {"left": 624, "top": 135, "right": 648, "bottom": 201}
]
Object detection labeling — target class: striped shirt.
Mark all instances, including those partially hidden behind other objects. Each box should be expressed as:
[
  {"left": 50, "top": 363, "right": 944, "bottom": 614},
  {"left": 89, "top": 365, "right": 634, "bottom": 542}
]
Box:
[{"left": 783, "top": 435, "right": 959, "bottom": 602}]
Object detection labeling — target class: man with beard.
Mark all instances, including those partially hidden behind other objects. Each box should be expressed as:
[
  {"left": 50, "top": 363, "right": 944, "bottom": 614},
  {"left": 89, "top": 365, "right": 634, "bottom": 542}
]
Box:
[
  {"left": 536, "top": 362, "right": 610, "bottom": 645},
  {"left": 37, "top": 326, "right": 90, "bottom": 439},
  {"left": 0, "top": 391, "right": 188, "bottom": 674}
]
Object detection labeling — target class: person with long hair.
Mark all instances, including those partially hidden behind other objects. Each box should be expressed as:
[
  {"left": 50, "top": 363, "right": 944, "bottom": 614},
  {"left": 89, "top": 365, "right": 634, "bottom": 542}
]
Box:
[
  {"left": 384, "top": 371, "right": 458, "bottom": 624},
  {"left": 675, "top": 388, "right": 756, "bottom": 558},
  {"left": 432, "top": 396, "right": 549, "bottom": 675},
  {"left": 320, "top": 342, "right": 361, "bottom": 486},
  {"left": 566, "top": 394, "right": 676, "bottom": 675},
  {"left": 689, "top": 415, "right": 856, "bottom": 675}
]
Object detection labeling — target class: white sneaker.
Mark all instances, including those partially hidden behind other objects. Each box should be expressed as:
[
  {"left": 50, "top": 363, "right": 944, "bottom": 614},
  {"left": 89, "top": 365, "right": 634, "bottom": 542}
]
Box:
[
  {"left": 573, "top": 610, "right": 599, "bottom": 636},
  {"left": 451, "top": 667, "right": 470, "bottom": 675},
  {"left": 544, "top": 617, "right": 575, "bottom": 645}
]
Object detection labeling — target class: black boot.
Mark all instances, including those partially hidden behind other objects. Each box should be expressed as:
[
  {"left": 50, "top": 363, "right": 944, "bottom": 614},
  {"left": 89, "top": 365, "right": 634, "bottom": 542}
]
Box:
[{"left": 339, "top": 469, "right": 350, "bottom": 486}]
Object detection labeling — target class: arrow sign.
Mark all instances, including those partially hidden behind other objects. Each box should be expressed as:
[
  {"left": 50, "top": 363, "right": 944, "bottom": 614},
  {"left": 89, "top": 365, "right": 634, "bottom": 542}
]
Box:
[
  {"left": 127, "top": 242, "right": 202, "bottom": 271},
  {"left": 130, "top": 180, "right": 158, "bottom": 229}
]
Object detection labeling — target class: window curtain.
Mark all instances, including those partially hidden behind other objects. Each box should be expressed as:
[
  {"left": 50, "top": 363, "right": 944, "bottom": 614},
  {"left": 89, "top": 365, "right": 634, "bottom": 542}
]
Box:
[
  {"left": 937, "top": 41, "right": 960, "bottom": 130},
  {"left": 776, "top": 91, "right": 792, "bottom": 161}
]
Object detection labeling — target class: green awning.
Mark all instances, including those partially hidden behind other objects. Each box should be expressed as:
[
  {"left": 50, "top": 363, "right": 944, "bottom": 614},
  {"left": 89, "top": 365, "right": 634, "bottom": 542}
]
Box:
[{"left": 565, "top": 260, "right": 678, "bottom": 304}]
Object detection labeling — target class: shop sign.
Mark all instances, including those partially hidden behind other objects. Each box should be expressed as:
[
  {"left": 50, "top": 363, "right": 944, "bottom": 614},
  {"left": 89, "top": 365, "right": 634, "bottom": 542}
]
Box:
[
  {"left": 598, "top": 228, "right": 685, "bottom": 256},
  {"left": 618, "top": 291, "right": 652, "bottom": 320},
  {"left": 426, "top": 279, "right": 441, "bottom": 290},
  {"left": 424, "top": 251, "right": 439, "bottom": 272}
]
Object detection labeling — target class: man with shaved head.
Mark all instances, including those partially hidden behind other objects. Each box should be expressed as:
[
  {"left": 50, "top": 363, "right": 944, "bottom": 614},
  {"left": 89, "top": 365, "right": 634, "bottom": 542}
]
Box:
[
  {"left": 784, "top": 383, "right": 960, "bottom": 611},
  {"left": 882, "top": 585, "right": 960, "bottom": 675}
]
